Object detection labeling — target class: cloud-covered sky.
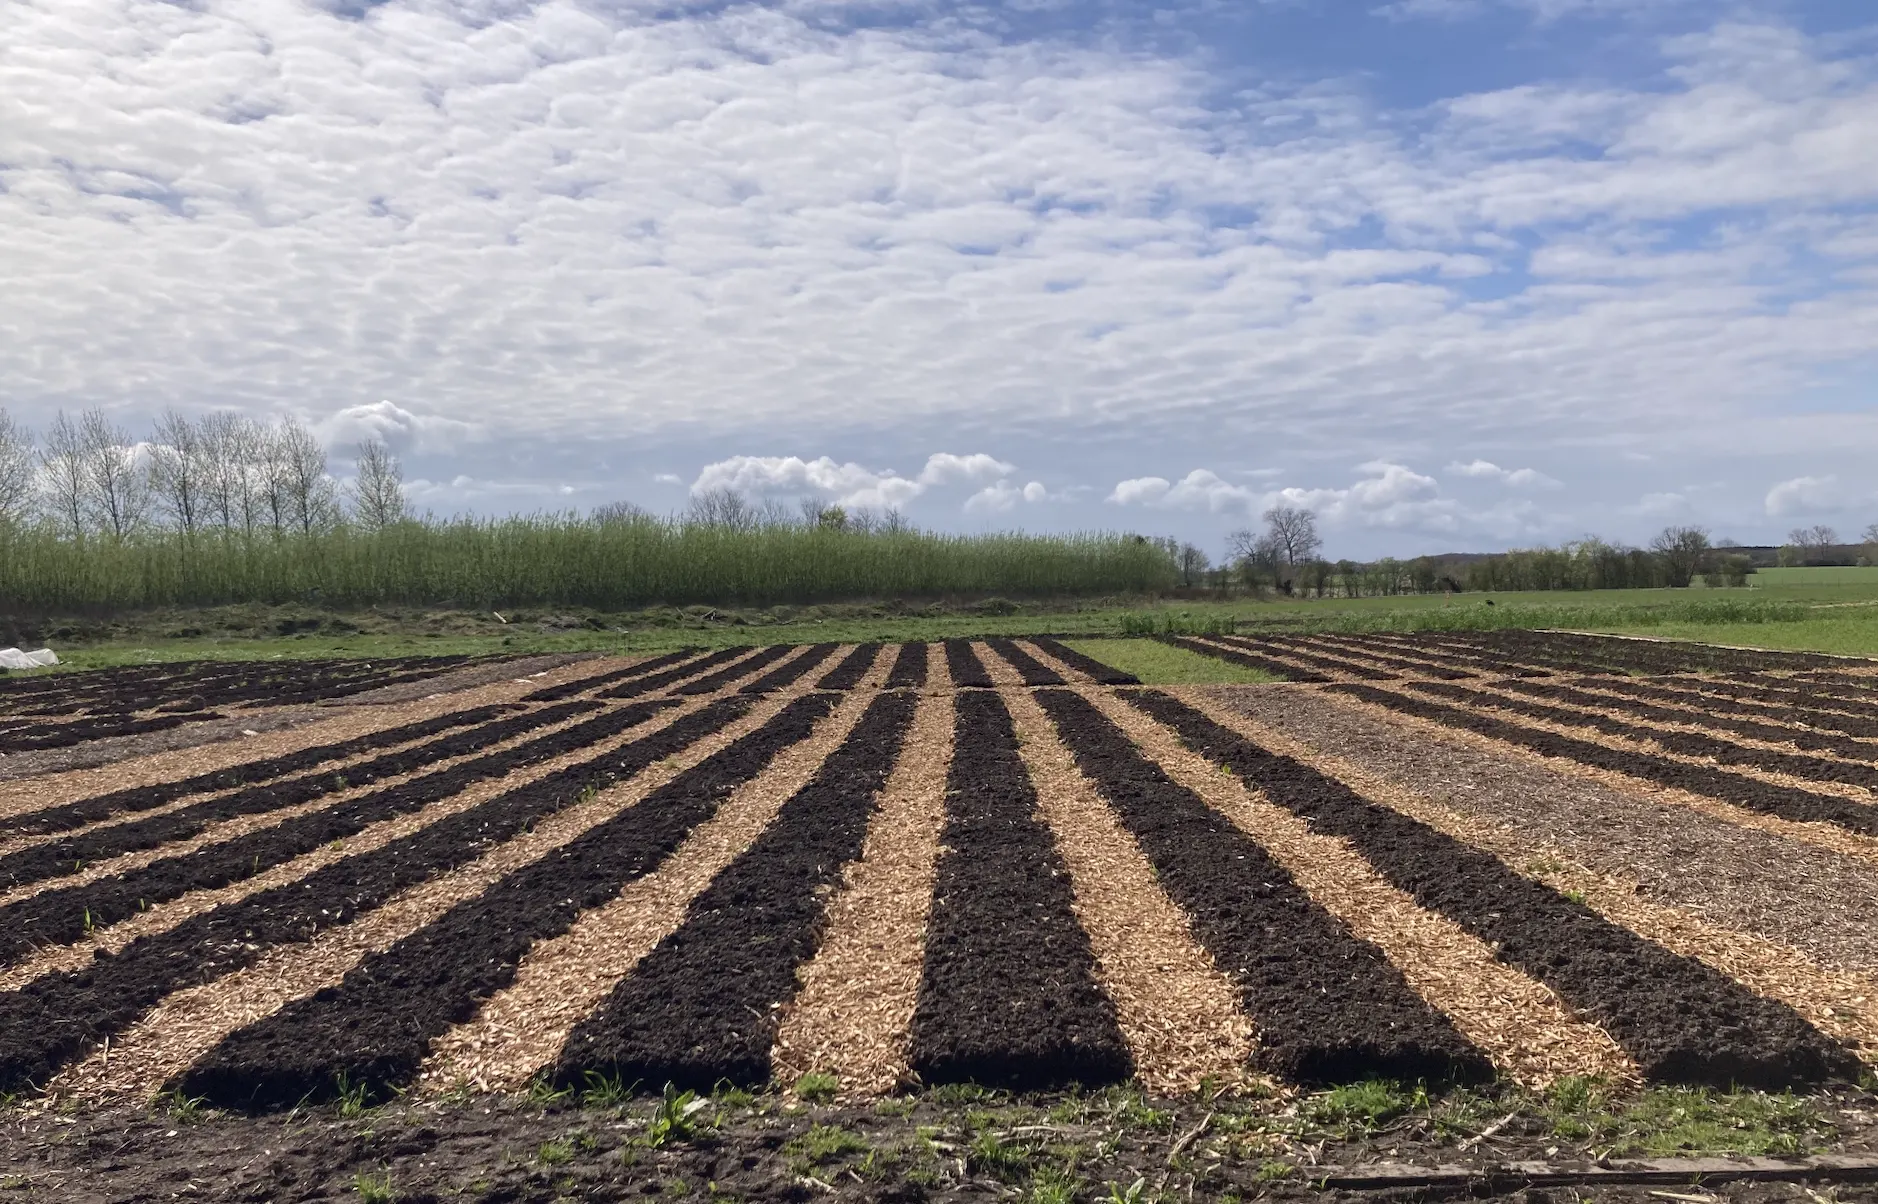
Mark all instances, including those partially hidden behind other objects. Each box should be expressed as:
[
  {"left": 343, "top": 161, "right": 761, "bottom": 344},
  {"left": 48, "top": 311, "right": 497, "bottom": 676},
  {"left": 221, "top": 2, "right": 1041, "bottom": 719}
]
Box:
[{"left": 4, "top": 0, "right": 1876, "bottom": 558}]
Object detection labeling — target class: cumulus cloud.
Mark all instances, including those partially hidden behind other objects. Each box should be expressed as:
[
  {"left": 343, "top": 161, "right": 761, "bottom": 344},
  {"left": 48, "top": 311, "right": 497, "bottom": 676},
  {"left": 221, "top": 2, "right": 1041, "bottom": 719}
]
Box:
[
  {"left": 963, "top": 479, "right": 1058, "bottom": 514},
  {"left": 690, "top": 452, "right": 1012, "bottom": 511},
  {"left": 1446, "top": 460, "right": 1562, "bottom": 489},
  {"left": 318, "top": 401, "right": 482, "bottom": 456},
  {"left": 1109, "top": 461, "right": 1545, "bottom": 536},
  {"left": 1764, "top": 475, "right": 1848, "bottom": 517}
]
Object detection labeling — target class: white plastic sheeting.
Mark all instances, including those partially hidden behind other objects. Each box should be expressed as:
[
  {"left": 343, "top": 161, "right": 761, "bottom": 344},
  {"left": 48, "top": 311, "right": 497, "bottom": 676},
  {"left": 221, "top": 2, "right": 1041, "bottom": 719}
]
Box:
[{"left": 0, "top": 648, "right": 58, "bottom": 670}]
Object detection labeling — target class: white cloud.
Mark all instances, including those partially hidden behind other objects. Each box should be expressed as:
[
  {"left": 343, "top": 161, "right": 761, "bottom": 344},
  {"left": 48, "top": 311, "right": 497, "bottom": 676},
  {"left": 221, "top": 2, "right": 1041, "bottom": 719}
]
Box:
[
  {"left": 1446, "top": 459, "right": 1562, "bottom": 488},
  {"left": 964, "top": 478, "right": 1059, "bottom": 513},
  {"left": 690, "top": 451, "right": 1012, "bottom": 511},
  {"left": 652, "top": 473, "right": 682, "bottom": 485},
  {"left": 1109, "top": 460, "right": 1545, "bottom": 537},
  {"left": 318, "top": 401, "right": 482, "bottom": 455},
  {"left": 2, "top": 2, "right": 1874, "bottom": 471},
  {"left": 1106, "top": 470, "right": 1261, "bottom": 515},
  {"left": 1764, "top": 474, "right": 1849, "bottom": 517},
  {"left": 1632, "top": 491, "right": 1691, "bottom": 517}
]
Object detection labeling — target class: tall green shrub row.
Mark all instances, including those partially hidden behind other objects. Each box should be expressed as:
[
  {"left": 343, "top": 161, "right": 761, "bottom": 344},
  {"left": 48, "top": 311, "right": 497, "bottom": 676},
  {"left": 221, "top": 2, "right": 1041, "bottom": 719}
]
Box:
[{"left": 0, "top": 515, "right": 1176, "bottom": 612}]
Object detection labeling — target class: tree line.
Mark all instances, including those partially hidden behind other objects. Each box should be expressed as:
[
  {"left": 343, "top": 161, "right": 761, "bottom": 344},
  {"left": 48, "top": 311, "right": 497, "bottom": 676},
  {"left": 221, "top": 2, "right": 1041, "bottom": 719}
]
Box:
[
  {"left": 0, "top": 408, "right": 410, "bottom": 540},
  {"left": 1155, "top": 512, "right": 1878, "bottom": 599}
]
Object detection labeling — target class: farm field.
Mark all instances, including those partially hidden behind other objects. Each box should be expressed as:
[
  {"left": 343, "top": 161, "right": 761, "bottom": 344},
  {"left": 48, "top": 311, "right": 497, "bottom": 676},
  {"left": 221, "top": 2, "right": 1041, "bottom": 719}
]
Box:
[{"left": 3, "top": 632, "right": 1878, "bottom": 1200}]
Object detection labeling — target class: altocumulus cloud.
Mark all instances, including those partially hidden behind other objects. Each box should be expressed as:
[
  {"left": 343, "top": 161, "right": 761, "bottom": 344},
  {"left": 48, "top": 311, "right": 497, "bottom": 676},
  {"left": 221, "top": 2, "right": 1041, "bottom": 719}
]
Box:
[{"left": 2, "top": 0, "right": 1876, "bottom": 476}]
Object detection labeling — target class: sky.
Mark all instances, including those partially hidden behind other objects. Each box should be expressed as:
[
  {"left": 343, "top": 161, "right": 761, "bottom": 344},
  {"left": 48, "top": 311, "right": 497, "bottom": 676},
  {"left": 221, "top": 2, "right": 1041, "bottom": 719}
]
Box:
[{"left": 3, "top": 0, "right": 1876, "bottom": 561}]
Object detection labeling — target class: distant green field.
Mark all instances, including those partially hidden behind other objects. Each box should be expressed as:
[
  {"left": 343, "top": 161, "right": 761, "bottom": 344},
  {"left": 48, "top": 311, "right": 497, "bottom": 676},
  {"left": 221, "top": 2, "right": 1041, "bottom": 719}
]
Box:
[{"left": 20, "top": 564, "right": 1878, "bottom": 671}]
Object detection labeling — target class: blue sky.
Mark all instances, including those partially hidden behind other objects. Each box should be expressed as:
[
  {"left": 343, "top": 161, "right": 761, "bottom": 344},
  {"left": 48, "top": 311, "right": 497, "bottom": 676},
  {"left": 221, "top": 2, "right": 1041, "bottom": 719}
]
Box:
[{"left": 4, "top": 0, "right": 1876, "bottom": 559}]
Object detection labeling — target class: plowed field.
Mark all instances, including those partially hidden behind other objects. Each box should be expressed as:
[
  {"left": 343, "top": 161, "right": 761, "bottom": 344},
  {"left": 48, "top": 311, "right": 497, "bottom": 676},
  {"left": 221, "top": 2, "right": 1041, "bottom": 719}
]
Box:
[{"left": 5, "top": 633, "right": 1878, "bottom": 1200}]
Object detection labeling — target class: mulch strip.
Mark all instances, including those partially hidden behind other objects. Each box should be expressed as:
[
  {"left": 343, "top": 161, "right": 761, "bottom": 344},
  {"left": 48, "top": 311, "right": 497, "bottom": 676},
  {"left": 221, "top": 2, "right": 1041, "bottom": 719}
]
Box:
[
  {"left": 907, "top": 690, "right": 1131, "bottom": 1089},
  {"left": 551, "top": 692, "right": 916, "bottom": 1091},
  {"left": 1035, "top": 689, "right": 1494, "bottom": 1087},
  {"left": 1129, "top": 689, "right": 1860, "bottom": 1089},
  {"left": 1166, "top": 636, "right": 1327, "bottom": 682}
]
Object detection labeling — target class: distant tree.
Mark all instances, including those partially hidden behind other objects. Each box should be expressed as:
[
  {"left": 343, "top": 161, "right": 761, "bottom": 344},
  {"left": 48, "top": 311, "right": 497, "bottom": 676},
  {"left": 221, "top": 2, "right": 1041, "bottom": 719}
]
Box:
[
  {"left": 78, "top": 409, "right": 149, "bottom": 539},
  {"left": 0, "top": 409, "right": 36, "bottom": 527},
  {"left": 1302, "top": 558, "right": 1334, "bottom": 598},
  {"left": 592, "top": 500, "right": 651, "bottom": 525},
  {"left": 1335, "top": 558, "right": 1360, "bottom": 598},
  {"left": 348, "top": 439, "right": 409, "bottom": 532},
  {"left": 197, "top": 411, "right": 265, "bottom": 536},
  {"left": 686, "top": 487, "right": 758, "bottom": 531},
  {"left": 1261, "top": 505, "right": 1322, "bottom": 569},
  {"left": 1649, "top": 525, "right": 1710, "bottom": 588},
  {"left": 148, "top": 409, "right": 208, "bottom": 537},
  {"left": 1785, "top": 525, "right": 1840, "bottom": 565},
  {"left": 1176, "top": 543, "right": 1210, "bottom": 588},
  {"left": 39, "top": 411, "right": 89, "bottom": 538},
  {"left": 275, "top": 418, "right": 338, "bottom": 537}
]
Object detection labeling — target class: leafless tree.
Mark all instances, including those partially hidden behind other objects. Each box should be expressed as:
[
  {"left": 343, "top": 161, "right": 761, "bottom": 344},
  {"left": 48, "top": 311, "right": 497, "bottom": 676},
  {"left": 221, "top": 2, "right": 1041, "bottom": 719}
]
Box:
[
  {"left": 1261, "top": 505, "right": 1322, "bottom": 568},
  {"left": 348, "top": 438, "right": 409, "bottom": 532},
  {"left": 686, "top": 487, "right": 758, "bottom": 531},
  {"left": 1649, "top": 525, "right": 1710, "bottom": 588},
  {"left": 78, "top": 409, "right": 150, "bottom": 539},
  {"left": 591, "top": 500, "right": 651, "bottom": 525},
  {"left": 1790, "top": 525, "right": 1839, "bottom": 554},
  {"left": 197, "top": 412, "right": 264, "bottom": 536},
  {"left": 280, "top": 419, "right": 338, "bottom": 536},
  {"left": 149, "top": 409, "right": 208, "bottom": 536},
  {"left": 0, "top": 409, "right": 36, "bottom": 527},
  {"left": 39, "top": 412, "right": 89, "bottom": 537}
]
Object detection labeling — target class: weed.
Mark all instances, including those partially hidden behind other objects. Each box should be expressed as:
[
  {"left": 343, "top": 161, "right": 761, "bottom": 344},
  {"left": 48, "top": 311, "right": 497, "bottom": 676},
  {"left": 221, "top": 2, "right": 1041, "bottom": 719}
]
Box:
[
  {"left": 1106, "top": 1176, "right": 1148, "bottom": 1203},
  {"left": 645, "top": 1084, "right": 712, "bottom": 1148},
  {"left": 967, "top": 1130, "right": 1031, "bottom": 1183},
  {"left": 536, "top": 1139, "right": 574, "bottom": 1166},
  {"left": 785, "top": 1123, "right": 870, "bottom": 1171},
  {"left": 1300, "top": 1080, "right": 1417, "bottom": 1133},
  {"left": 929, "top": 1081, "right": 997, "bottom": 1106},
  {"left": 710, "top": 1081, "right": 755, "bottom": 1109},
  {"left": 1027, "top": 1164, "right": 1084, "bottom": 1204},
  {"left": 578, "top": 1070, "right": 634, "bottom": 1107},
  {"left": 793, "top": 1071, "right": 840, "bottom": 1104},
  {"left": 527, "top": 1075, "right": 574, "bottom": 1107},
  {"left": 333, "top": 1074, "right": 377, "bottom": 1119},
  {"left": 353, "top": 1171, "right": 396, "bottom": 1203},
  {"left": 1561, "top": 888, "right": 1588, "bottom": 905},
  {"left": 874, "top": 1096, "right": 917, "bottom": 1118},
  {"left": 155, "top": 1090, "right": 208, "bottom": 1123},
  {"left": 1254, "top": 1160, "right": 1294, "bottom": 1182}
]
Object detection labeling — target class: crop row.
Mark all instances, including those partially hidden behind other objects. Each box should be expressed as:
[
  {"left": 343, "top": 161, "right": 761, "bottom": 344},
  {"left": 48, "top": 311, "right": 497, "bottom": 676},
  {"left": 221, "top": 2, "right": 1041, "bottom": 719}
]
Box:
[{"left": 0, "top": 639, "right": 1862, "bottom": 1108}]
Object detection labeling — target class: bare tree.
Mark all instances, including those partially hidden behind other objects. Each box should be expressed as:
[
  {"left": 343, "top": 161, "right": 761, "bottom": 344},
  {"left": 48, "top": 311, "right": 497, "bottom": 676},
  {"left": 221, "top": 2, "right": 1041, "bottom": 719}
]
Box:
[
  {"left": 78, "top": 409, "right": 150, "bottom": 539},
  {"left": 1261, "top": 505, "right": 1322, "bottom": 568},
  {"left": 276, "top": 418, "right": 337, "bottom": 536},
  {"left": 591, "top": 500, "right": 651, "bottom": 525},
  {"left": 149, "top": 409, "right": 207, "bottom": 536},
  {"left": 1649, "top": 525, "right": 1710, "bottom": 588},
  {"left": 0, "top": 409, "right": 36, "bottom": 527},
  {"left": 197, "top": 412, "right": 264, "bottom": 536},
  {"left": 348, "top": 438, "right": 409, "bottom": 532},
  {"left": 39, "top": 411, "right": 89, "bottom": 538},
  {"left": 685, "top": 487, "right": 757, "bottom": 531}
]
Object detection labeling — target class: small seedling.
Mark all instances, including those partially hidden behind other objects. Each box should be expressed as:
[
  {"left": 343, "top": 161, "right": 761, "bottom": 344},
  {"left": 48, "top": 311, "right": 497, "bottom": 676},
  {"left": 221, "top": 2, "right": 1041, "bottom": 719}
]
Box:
[
  {"left": 334, "top": 1073, "right": 375, "bottom": 1119},
  {"left": 1106, "top": 1177, "right": 1148, "bottom": 1204},
  {"left": 645, "top": 1084, "right": 711, "bottom": 1148},
  {"left": 527, "top": 1075, "right": 574, "bottom": 1106},
  {"left": 536, "top": 1138, "right": 574, "bottom": 1165},
  {"left": 353, "top": 1170, "right": 396, "bottom": 1203},
  {"left": 793, "top": 1071, "right": 839, "bottom": 1104}
]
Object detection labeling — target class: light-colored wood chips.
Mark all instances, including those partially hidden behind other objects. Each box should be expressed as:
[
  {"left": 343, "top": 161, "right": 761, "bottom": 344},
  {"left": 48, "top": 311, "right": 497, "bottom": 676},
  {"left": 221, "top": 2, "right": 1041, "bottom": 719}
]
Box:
[
  {"left": 1099, "top": 688, "right": 1638, "bottom": 1088},
  {"left": 770, "top": 691, "right": 953, "bottom": 1097},
  {"left": 1190, "top": 689, "right": 1878, "bottom": 1069},
  {"left": 418, "top": 649, "right": 891, "bottom": 1093},
  {"left": 1003, "top": 688, "right": 1259, "bottom": 1094},
  {"left": 48, "top": 678, "right": 834, "bottom": 1104}
]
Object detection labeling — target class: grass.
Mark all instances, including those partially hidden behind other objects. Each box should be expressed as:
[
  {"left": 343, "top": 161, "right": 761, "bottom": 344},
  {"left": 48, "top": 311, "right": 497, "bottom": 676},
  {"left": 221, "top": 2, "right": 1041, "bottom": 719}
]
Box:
[
  {"left": 1060, "top": 638, "right": 1281, "bottom": 684},
  {"left": 1540, "top": 1079, "right": 1827, "bottom": 1156},
  {"left": 17, "top": 565, "right": 1878, "bottom": 669}
]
